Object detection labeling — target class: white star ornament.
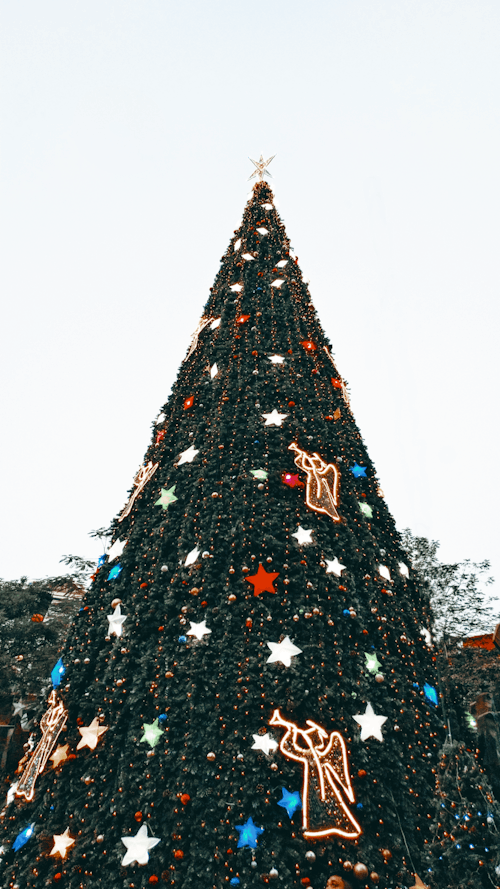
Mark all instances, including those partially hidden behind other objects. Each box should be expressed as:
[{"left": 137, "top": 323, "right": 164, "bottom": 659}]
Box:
[
  {"left": 268, "top": 355, "right": 285, "bottom": 364},
  {"left": 252, "top": 733, "right": 278, "bottom": 755},
  {"left": 184, "top": 547, "right": 200, "bottom": 566},
  {"left": 325, "top": 557, "right": 345, "bottom": 576},
  {"left": 266, "top": 636, "right": 302, "bottom": 667},
  {"left": 353, "top": 703, "right": 388, "bottom": 742},
  {"left": 107, "top": 538, "right": 126, "bottom": 561},
  {"left": 292, "top": 526, "right": 313, "bottom": 545},
  {"left": 50, "top": 827, "right": 75, "bottom": 858},
  {"left": 261, "top": 409, "right": 288, "bottom": 427},
  {"left": 176, "top": 445, "right": 199, "bottom": 466},
  {"left": 187, "top": 620, "right": 212, "bottom": 641},
  {"left": 121, "top": 823, "right": 160, "bottom": 866},
  {"left": 76, "top": 717, "right": 108, "bottom": 751},
  {"left": 107, "top": 604, "right": 127, "bottom": 637},
  {"left": 379, "top": 564, "right": 391, "bottom": 582}
]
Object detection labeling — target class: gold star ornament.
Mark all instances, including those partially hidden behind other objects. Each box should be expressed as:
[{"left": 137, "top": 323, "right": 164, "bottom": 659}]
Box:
[
  {"left": 248, "top": 154, "right": 275, "bottom": 181},
  {"left": 50, "top": 744, "right": 70, "bottom": 768},
  {"left": 50, "top": 827, "right": 75, "bottom": 858},
  {"left": 76, "top": 717, "right": 108, "bottom": 751}
]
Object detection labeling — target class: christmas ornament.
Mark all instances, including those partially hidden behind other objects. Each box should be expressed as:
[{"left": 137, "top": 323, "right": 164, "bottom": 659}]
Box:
[
  {"left": 176, "top": 445, "right": 199, "bottom": 466},
  {"left": 350, "top": 463, "right": 367, "bottom": 478},
  {"left": 184, "top": 546, "right": 200, "bottom": 567},
  {"left": 16, "top": 692, "right": 68, "bottom": 801},
  {"left": 399, "top": 561, "right": 409, "bottom": 577},
  {"left": 76, "top": 717, "right": 108, "bottom": 751},
  {"left": 235, "top": 817, "right": 264, "bottom": 848},
  {"left": 236, "top": 314, "right": 250, "bottom": 323},
  {"left": 242, "top": 254, "right": 255, "bottom": 262},
  {"left": 245, "top": 564, "right": 279, "bottom": 597},
  {"left": 248, "top": 153, "right": 275, "bottom": 180},
  {"left": 107, "top": 603, "right": 127, "bottom": 637},
  {"left": 140, "top": 719, "right": 163, "bottom": 748},
  {"left": 250, "top": 469, "right": 268, "bottom": 480},
  {"left": 49, "top": 828, "right": 75, "bottom": 859},
  {"left": 256, "top": 227, "right": 269, "bottom": 235},
  {"left": 421, "top": 627, "right": 432, "bottom": 646},
  {"left": 359, "top": 502, "right": 373, "bottom": 518},
  {"left": 353, "top": 703, "right": 387, "bottom": 742},
  {"left": 353, "top": 863, "right": 368, "bottom": 880},
  {"left": 276, "top": 259, "right": 288, "bottom": 266},
  {"left": 364, "top": 652, "right": 382, "bottom": 674},
  {"left": 270, "top": 710, "right": 362, "bottom": 839},
  {"left": 277, "top": 787, "right": 302, "bottom": 819},
  {"left": 210, "top": 318, "right": 220, "bottom": 329},
  {"left": 51, "top": 658, "right": 66, "bottom": 688},
  {"left": 155, "top": 485, "right": 178, "bottom": 510},
  {"left": 107, "top": 538, "right": 126, "bottom": 561},
  {"left": 266, "top": 636, "right": 302, "bottom": 667},
  {"left": 300, "top": 340, "right": 317, "bottom": 351},
  {"left": 292, "top": 526, "right": 313, "bottom": 545},
  {"left": 261, "top": 409, "right": 288, "bottom": 427},
  {"left": 184, "top": 395, "right": 194, "bottom": 409},
  {"left": 424, "top": 683, "right": 438, "bottom": 706},
  {"left": 271, "top": 278, "right": 284, "bottom": 287},
  {"left": 378, "top": 564, "right": 391, "bottom": 582},
  {"left": 185, "top": 316, "right": 213, "bottom": 360},
  {"left": 333, "top": 408, "right": 341, "bottom": 420},
  {"left": 49, "top": 745, "right": 69, "bottom": 768},
  {"left": 283, "top": 472, "right": 300, "bottom": 487},
  {"left": 410, "top": 878, "right": 428, "bottom": 889},
  {"left": 252, "top": 733, "right": 278, "bottom": 755},
  {"left": 119, "top": 462, "right": 159, "bottom": 522},
  {"left": 289, "top": 443, "right": 340, "bottom": 521},
  {"left": 325, "top": 557, "right": 345, "bottom": 576},
  {"left": 12, "top": 824, "right": 34, "bottom": 851},
  {"left": 121, "top": 823, "right": 161, "bottom": 866},
  {"left": 210, "top": 363, "right": 218, "bottom": 378},
  {"left": 107, "top": 564, "right": 122, "bottom": 581},
  {"left": 230, "top": 283, "right": 243, "bottom": 291},
  {"left": 268, "top": 355, "right": 285, "bottom": 364},
  {"left": 187, "top": 620, "right": 212, "bottom": 640}
]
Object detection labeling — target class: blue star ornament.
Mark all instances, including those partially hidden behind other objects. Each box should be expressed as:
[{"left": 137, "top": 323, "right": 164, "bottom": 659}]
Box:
[
  {"left": 235, "top": 817, "right": 264, "bottom": 849},
  {"left": 350, "top": 463, "right": 367, "bottom": 478},
  {"left": 13, "top": 824, "right": 35, "bottom": 851},
  {"left": 424, "top": 682, "right": 438, "bottom": 706},
  {"left": 51, "top": 657, "right": 66, "bottom": 688},
  {"left": 278, "top": 787, "right": 302, "bottom": 820},
  {"left": 108, "top": 563, "right": 122, "bottom": 581}
]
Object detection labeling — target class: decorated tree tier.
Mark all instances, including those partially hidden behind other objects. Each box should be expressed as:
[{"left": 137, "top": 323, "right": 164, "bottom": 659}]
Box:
[{"left": 1, "top": 174, "right": 446, "bottom": 889}]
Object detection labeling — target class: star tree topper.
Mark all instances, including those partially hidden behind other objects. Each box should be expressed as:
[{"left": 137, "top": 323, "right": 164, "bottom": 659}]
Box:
[{"left": 248, "top": 154, "right": 275, "bottom": 181}]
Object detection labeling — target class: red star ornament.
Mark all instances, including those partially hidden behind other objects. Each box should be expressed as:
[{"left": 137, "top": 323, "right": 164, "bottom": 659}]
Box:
[
  {"left": 245, "top": 563, "right": 279, "bottom": 597},
  {"left": 236, "top": 314, "right": 250, "bottom": 325},
  {"left": 282, "top": 472, "right": 300, "bottom": 488},
  {"left": 300, "top": 339, "right": 317, "bottom": 351},
  {"left": 184, "top": 396, "right": 194, "bottom": 410}
]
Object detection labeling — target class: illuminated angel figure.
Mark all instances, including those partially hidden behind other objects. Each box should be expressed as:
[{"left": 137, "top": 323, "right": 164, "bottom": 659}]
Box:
[
  {"left": 269, "top": 710, "right": 361, "bottom": 839},
  {"left": 288, "top": 443, "right": 340, "bottom": 522}
]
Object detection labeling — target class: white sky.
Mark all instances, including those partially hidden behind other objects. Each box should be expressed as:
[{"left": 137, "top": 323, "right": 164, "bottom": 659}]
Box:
[{"left": 1, "top": 1, "right": 499, "bottom": 598}]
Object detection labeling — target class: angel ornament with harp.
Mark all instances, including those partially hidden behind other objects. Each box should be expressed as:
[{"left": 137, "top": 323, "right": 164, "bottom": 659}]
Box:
[{"left": 269, "top": 710, "right": 361, "bottom": 839}]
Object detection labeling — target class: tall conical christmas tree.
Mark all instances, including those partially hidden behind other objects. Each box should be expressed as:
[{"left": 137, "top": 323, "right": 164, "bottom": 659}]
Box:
[{"left": 1, "top": 170, "right": 446, "bottom": 889}]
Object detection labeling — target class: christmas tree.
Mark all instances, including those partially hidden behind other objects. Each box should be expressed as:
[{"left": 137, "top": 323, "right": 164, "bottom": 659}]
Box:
[
  {"left": 1, "top": 162, "right": 446, "bottom": 889},
  {"left": 426, "top": 741, "right": 500, "bottom": 887}
]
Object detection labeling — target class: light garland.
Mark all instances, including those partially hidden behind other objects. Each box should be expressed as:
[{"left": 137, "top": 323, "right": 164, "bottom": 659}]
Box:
[
  {"left": 289, "top": 442, "right": 340, "bottom": 521},
  {"left": 270, "top": 710, "right": 362, "bottom": 840}
]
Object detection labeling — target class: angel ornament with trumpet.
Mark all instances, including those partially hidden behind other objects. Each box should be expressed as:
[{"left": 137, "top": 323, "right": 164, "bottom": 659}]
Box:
[{"left": 269, "top": 710, "right": 361, "bottom": 839}]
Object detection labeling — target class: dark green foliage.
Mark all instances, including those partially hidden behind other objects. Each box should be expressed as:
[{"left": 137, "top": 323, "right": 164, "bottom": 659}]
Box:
[
  {"left": 426, "top": 741, "right": 500, "bottom": 887},
  {"left": 1, "top": 182, "right": 448, "bottom": 888}
]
